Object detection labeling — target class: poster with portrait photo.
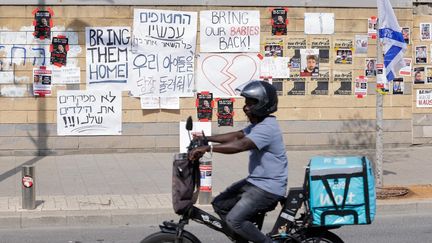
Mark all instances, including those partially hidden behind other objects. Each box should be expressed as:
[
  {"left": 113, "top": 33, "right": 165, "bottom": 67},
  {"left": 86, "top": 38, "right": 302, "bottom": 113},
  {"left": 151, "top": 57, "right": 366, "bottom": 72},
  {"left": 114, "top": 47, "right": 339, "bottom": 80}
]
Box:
[
  {"left": 50, "top": 36, "right": 69, "bottom": 67},
  {"left": 264, "top": 38, "right": 284, "bottom": 57},
  {"left": 367, "top": 17, "right": 378, "bottom": 39},
  {"left": 271, "top": 8, "right": 287, "bottom": 36},
  {"left": 355, "top": 76, "right": 368, "bottom": 97},
  {"left": 216, "top": 98, "right": 234, "bottom": 127},
  {"left": 427, "top": 67, "right": 432, "bottom": 83},
  {"left": 33, "top": 67, "right": 52, "bottom": 96},
  {"left": 300, "top": 49, "right": 319, "bottom": 77},
  {"left": 393, "top": 78, "right": 404, "bottom": 95},
  {"left": 287, "top": 78, "right": 306, "bottom": 95},
  {"left": 365, "top": 58, "right": 377, "bottom": 77},
  {"left": 415, "top": 46, "right": 427, "bottom": 64},
  {"left": 335, "top": 49, "right": 352, "bottom": 64},
  {"left": 196, "top": 92, "right": 213, "bottom": 121},
  {"left": 399, "top": 58, "right": 412, "bottom": 76},
  {"left": 420, "top": 23, "right": 431, "bottom": 41},
  {"left": 402, "top": 27, "right": 410, "bottom": 44},
  {"left": 33, "top": 8, "right": 53, "bottom": 40},
  {"left": 414, "top": 67, "right": 425, "bottom": 84},
  {"left": 355, "top": 35, "right": 368, "bottom": 54}
]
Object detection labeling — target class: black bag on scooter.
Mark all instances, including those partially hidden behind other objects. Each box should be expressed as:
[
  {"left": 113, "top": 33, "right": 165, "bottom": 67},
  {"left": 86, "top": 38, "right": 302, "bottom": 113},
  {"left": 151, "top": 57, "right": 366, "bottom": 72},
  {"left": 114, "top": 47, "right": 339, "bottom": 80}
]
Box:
[{"left": 172, "top": 153, "right": 200, "bottom": 215}]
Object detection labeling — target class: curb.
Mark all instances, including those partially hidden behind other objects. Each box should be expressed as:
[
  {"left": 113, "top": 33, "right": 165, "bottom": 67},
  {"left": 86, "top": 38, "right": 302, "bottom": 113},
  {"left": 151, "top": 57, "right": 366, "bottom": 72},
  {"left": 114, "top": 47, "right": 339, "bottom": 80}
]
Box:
[{"left": 0, "top": 201, "right": 431, "bottom": 229}]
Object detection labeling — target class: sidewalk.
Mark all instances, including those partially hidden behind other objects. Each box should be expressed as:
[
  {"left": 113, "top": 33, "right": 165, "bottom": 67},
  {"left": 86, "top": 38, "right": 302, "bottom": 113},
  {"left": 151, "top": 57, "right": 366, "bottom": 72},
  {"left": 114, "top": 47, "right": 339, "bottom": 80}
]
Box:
[{"left": 0, "top": 146, "right": 431, "bottom": 228}]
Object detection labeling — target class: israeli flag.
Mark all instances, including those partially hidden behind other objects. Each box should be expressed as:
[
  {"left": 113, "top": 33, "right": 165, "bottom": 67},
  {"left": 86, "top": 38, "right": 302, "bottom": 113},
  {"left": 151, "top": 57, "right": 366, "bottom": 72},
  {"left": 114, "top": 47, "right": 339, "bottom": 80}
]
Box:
[{"left": 378, "top": 0, "right": 407, "bottom": 82}]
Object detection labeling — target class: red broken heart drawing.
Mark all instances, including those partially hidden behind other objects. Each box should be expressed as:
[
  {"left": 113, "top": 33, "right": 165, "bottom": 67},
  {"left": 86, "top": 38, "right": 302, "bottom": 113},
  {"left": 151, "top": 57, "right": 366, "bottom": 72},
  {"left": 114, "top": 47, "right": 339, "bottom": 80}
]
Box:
[{"left": 201, "top": 54, "right": 258, "bottom": 96}]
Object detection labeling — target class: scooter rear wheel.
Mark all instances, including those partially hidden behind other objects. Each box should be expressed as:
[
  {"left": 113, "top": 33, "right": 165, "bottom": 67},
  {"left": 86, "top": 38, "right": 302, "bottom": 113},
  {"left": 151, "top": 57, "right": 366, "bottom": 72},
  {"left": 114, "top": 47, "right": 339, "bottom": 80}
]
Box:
[
  {"left": 301, "top": 230, "right": 343, "bottom": 243},
  {"left": 141, "top": 231, "right": 201, "bottom": 243}
]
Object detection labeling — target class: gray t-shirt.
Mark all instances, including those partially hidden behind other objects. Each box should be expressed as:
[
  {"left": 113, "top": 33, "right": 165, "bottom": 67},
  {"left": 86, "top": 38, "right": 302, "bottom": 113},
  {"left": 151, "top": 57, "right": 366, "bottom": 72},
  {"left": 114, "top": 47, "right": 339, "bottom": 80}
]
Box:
[{"left": 243, "top": 116, "right": 288, "bottom": 197}]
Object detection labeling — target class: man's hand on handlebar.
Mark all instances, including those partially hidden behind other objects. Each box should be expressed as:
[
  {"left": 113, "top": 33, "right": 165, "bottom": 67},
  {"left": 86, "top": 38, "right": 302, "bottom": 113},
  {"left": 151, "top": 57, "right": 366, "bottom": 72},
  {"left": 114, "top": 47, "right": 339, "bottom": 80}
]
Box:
[{"left": 188, "top": 145, "right": 209, "bottom": 161}]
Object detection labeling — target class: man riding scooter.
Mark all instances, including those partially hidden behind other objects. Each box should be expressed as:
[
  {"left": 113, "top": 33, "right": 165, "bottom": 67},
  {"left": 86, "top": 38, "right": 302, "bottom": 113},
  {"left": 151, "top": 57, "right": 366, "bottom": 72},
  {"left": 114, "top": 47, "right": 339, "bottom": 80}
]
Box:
[{"left": 189, "top": 80, "right": 288, "bottom": 243}]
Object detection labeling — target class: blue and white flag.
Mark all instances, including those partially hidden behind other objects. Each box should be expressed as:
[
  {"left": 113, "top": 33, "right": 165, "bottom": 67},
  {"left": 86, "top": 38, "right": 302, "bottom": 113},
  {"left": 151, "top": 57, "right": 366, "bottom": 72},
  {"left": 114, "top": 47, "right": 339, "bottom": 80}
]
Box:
[{"left": 378, "top": 0, "right": 407, "bottom": 82}]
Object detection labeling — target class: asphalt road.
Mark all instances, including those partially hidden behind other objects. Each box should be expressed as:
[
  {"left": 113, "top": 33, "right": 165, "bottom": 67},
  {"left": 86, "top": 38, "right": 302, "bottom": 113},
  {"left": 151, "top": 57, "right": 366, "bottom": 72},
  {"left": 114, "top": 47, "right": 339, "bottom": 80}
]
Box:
[{"left": 0, "top": 213, "right": 431, "bottom": 243}]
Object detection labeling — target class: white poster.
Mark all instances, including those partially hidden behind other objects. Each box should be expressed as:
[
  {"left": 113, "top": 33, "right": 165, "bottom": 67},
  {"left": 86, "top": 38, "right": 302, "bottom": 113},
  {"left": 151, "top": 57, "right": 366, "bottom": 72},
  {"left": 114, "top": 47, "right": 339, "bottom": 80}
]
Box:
[
  {"left": 57, "top": 90, "right": 122, "bottom": 136},
  {"left": 85, "top": 27, "right": 130, "bottom": 90},
  {"left": 0, "top": 71, "right": 14, "bottom": 84},
  {"left": 200, "top": 10, "right": 260, "bottom": 52},
  {"left": 417, "top": 89, "right": 432, "bottom": 107},
  {"left": 179, "top": 121, "right": 212, "bottom": 153},
  {"left": 33, "top": 67, "right": 52, "bottom": 96},
  {"left": 52, "top": 67, "right": 80, "bottom": 84},
  {"left": 140, "top": 96, "right": 180, "bottom": 109},
  {"left": 355, "top": 35, "right": 368, "bottom": 54},
  {"left": 196, "top": 53, "right": 260, "bottom": 97},
  {"left": 160, "top": 97, "right": 180, "bottom": 109},
  {"left": 355, "top": 76, "right": 368, "bottom": 97},
  {"left": 304, "top": 13, "right": 334, "bottom": 35},
  {"left": 399, "top": 58, "right": 412, "bottom": 76},
  {"left": 260, "top": 57, "right": 290, "bottom": 78},
  {"left": 140, "top": 96, "right": 160, "bottom": 109},
  {"left": 130, "top": 9, "right": 197, "bottom": 97}
]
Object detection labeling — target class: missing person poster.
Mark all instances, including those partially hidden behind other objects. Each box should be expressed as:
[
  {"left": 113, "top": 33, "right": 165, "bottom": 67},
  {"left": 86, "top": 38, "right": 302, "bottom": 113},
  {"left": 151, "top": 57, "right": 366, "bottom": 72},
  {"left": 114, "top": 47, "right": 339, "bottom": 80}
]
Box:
[
  {"left": 402, "top": 27, "right": 410, "bottom": 44},
  {"left": 365, "top": 58, "right": 377, "bottom": 77},
  {"left": 399, "top": 58, "right": 412, "bottom": 76},
  {"left": 334, "top": 39, "right": 353, "bottom": 64},
  {"left": 368, "top": 17, "right": 378, "bottom": 39},
  {"left": 334, "top": 70, "right": 353, "bottom": 95},
  {"left": 197, "top": 92, "right": 213, "bottom": 121},
  {"left": 50, "top": 36, "right": 69, "bottom": 67},
  {"left": 216, "top": 98, "right": 234, "bottom": 126},
  {"left": 311, "top": 70, "right": 329, "bottom": 95},
  {"left": 420, "top": 23, "right": 431, "bottom": 41},
  {"left": 393, "top": 78, "right": 404, "bottom": 95},
  {"left": 33, "top": 8, "right": 53, "bottom": 40},
  {"left": 300, "top": 49, "right": 319, "bottom": 77},
  {"left": 287, "top": 77, "right": 306, "bottom": 95},
  {"left": 355, "top": 76, "right": 368, "bottom": 98},
  {"left": 414, "top": 67, "right": 425, "bottom": 84},
  {"left": 415, "top": 45, "right": 427, "bottom": 64},
  {"left": 33, "top": 67, "right": 52, "bottom": 96},
  {"left": 271, "top": 8, "right": 287, "bottom": 36},
  {"left": 264, "top": 38, "right": 284, "bottom": 57},
  {"left": 311, "top": 37, "right": 330, "bottom": 63},
  {"left": 427, "top": 67, "right": 432, "bottom": 83}
]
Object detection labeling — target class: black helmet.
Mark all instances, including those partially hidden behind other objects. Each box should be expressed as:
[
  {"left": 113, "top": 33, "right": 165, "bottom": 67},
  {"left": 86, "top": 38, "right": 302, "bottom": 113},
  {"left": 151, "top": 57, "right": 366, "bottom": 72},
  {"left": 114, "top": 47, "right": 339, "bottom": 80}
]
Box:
[{"left": 240, "top": 81, "right": 278, "bottom": 117}]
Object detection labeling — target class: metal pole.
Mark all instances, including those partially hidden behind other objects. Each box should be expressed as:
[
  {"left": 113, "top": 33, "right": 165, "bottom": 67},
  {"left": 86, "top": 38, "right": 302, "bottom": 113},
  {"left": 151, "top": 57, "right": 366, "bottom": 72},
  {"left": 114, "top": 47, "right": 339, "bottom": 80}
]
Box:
[
  {"left": 199, "top": 160, "right": 212, "bottom": 204},
  {"left": 22, "top": 165, "right": 36, "bottom": 209},
  {"left": 376, "top": 19, "right": 384, "bottom": 188}
]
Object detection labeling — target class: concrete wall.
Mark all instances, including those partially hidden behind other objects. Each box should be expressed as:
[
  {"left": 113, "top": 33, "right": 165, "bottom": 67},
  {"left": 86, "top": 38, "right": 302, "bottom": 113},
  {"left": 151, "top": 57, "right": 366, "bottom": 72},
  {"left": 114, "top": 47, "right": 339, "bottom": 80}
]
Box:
[
  {"left": 0, "top": 3, "right": 417, "bottom": 155},
  {"left": 412, "top": 5, "right": 432, "bottom": 145}
]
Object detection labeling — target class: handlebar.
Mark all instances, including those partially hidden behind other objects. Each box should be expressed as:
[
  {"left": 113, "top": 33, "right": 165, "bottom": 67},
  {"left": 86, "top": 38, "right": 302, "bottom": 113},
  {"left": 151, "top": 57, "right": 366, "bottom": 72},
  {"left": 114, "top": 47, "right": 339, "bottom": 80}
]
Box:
[{"left": 187, "top": 131, "right": 209, "bottom": 152}]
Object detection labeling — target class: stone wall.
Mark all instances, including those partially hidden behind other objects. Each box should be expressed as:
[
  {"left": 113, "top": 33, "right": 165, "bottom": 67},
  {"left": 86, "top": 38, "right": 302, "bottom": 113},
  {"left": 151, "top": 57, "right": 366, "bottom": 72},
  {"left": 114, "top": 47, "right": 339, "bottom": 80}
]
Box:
[{"left": 0, "top": 4, "right": 416, "bottom": 155}]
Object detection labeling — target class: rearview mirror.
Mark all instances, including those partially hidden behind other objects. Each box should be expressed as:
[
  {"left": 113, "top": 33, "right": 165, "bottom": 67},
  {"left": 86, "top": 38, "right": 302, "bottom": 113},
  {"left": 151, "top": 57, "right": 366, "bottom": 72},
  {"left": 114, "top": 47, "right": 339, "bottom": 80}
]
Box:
[{"left": 186, "top": 116, "right": 193, "bottom": 131}]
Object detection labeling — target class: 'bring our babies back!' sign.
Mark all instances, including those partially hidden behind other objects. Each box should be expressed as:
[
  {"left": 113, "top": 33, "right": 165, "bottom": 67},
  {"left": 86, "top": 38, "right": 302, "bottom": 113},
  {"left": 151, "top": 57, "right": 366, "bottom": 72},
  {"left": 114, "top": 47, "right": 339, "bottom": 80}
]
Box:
[{"left": 200, "top": 10, "right": 260, "bottom": 52}]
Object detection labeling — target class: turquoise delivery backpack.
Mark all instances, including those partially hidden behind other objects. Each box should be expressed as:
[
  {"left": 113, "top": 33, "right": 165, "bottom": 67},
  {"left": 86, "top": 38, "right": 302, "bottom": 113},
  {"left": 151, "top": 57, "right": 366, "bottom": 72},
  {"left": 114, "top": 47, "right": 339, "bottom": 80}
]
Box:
[{"left": 307, "top": 156, "right": 376, "bottom": 226}]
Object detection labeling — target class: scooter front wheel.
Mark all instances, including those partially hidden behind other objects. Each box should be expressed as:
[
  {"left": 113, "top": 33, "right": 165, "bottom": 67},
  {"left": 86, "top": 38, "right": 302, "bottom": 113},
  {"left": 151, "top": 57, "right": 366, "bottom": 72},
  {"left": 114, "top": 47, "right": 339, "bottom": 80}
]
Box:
[{"left": 141, "top": 231, "right": 201, "bottom": 243}]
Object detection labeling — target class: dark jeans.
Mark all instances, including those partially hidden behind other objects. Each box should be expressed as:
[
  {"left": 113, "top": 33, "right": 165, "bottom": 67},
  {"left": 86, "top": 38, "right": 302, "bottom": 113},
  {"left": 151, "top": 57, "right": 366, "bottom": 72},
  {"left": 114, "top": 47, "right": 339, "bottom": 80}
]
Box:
[{"left": 212, "top": 179, "right": 282, "bottom": 243}]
